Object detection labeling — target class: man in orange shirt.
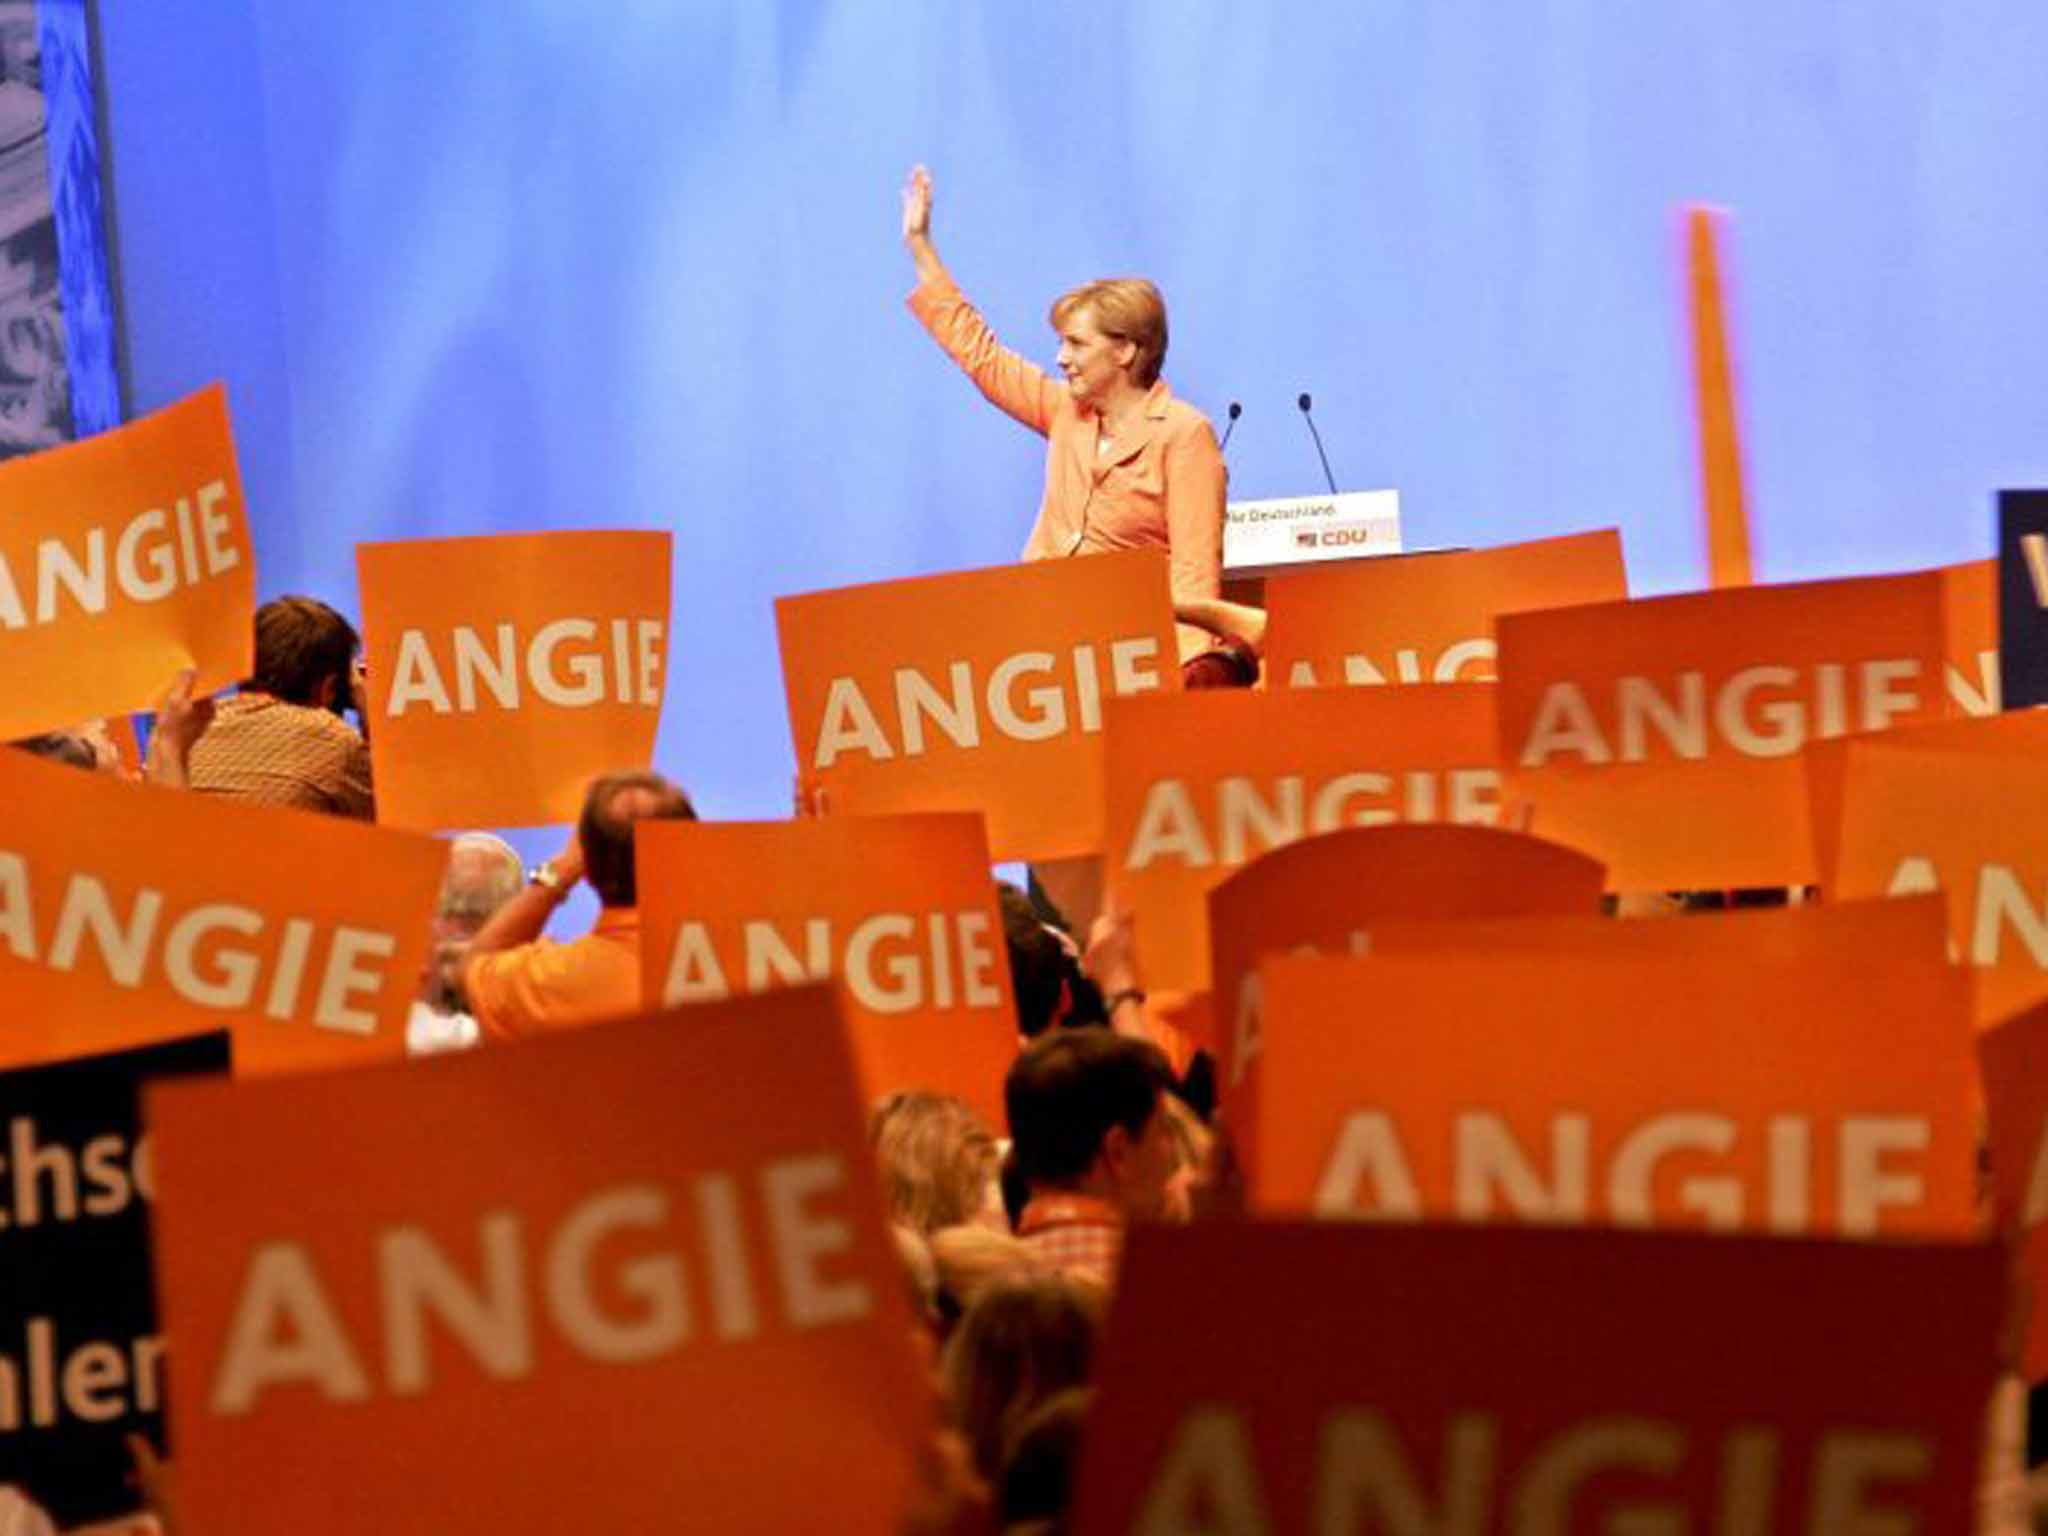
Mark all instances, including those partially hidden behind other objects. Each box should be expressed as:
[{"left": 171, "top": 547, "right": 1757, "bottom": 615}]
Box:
[
  {"left": 1006, "top": 1029, "right": 1182, "bottom": 1290},
  {"left": 461, "top": 770, "right": 696, "bottom": 1040}
]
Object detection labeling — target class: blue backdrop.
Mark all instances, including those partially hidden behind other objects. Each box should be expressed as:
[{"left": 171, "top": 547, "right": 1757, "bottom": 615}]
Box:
[{"left": 95, "top": 2, "right": 2048, "bottom": 824}]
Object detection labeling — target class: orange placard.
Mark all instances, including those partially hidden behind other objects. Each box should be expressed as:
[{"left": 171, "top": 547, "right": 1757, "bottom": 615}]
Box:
[
  {"left": 1807, "top": 709, "right": 2048, "bottom": 901},
  {"left": 1073, "top": 1222, "right": 2000, "bottom": 1536},
  {"left": 1103, "top": 686, "right": 1501, "bottom": 992},
  {"left": 0, "top": 385, "right": 254, "bottom": 739},
  {"left": 1250, "top": 941, "right": 1976, "bottom": 1237},
  {"left": 1263, "top": 529, "right": 1626, "bottom": 689},
  {"left": 1791, "top": 559, "right": 1996, "bottom": 751},
  {"left": 1205, "top": 824, "right": 1607, "bottom": 1087},
  {"left": 1943, "top": 558, "right": 1999, "bottom": 715},
  {"left": 1829, "top": 735, "right": 2048, "bottom": 1026},
  {"left": 1497, "top": 571, "right": 1948, "bottom": 889},
  {"left": 776, "top": 551, "right": 1179, "bottom": 860},
  {"left": 637, "top": 814, "right": 1017, "bottom": 1123},
  {"left": 148, "top": 986, "right": 926, "bottom": 1535},
  {"left": 1366, "top": 890, "right": 1950, "bottom": 967},
  {"left": 1980, "top": 1002, "right": 2048, "bottom": 1381},
  {"left": 357, "top": 531, "right": 672, "bottom": 830},
  {"left": 1218, "top": 891, "right": 1951, "bottom": 1188},
  {"left": 0, "top": 747, "right": 443, "bottom": 1075}
]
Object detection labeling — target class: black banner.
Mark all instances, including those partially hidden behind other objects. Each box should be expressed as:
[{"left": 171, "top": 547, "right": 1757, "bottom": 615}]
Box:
[
  {"left": 0, "top": 1032, "right": 229, "bottom": 1527},
  {"left": 1998, "top": 490, "right": 2048, "bottom": 710}
]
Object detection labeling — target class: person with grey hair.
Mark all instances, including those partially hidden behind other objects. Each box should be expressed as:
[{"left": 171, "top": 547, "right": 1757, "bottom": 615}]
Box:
[
  {"left": 7, "top": 731, "right": 98, "bottom": 770},
  {"left": 407, "top": 832, "right": 526, "bottom": 1055}
]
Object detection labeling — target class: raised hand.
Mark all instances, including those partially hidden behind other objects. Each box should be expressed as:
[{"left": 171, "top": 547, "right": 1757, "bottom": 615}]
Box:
[
  {"left": 144, "top": 668, "right": 216, "bottom": 788},
  {"left": 901, "top": 163, "right": 933, "bottom": 244}
]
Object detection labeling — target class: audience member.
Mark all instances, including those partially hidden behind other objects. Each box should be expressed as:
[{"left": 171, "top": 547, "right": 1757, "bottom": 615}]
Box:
[
  {"left": 897, "top": 1422, "right": 993, "bottom": 1536},
  {"left": 459, "top": 770, "right": 696, "bottom": 1040},
  {"left": 997, "top": 1388, "right": 1091, "bottom": 1533},
  {"left": 942, "top": 1277, "right": 1100, "bottom": 1484},
  {"left": 929, "top": 1227, "right": 1044, "bottom": 1325},
  {"left": 1077, "top": 909, "right": 1147, "bottom": 1039},
  {"left": 1982, "top": 1374, "right": 2030, "bottom": 1536},
  {"left": 142, "top": 670, "right": 216, "bottom": 789},
  {"left": 1171, "top": 594, "right": 1266, "bottom": 655},
  {"left": 1004, "top": 1030, "right": 1181, "bottom": 1288},
  {"left": 0, "top": 1489, "right": 55, "bottom": 1536},
  {"left": 1000, "top": 884, "right": 1107, "bottom": 1037},
  {"left": 1157, "top": 1093, "right": 1214, "bottom": 1223},
  {"left": 125, "top": 1434, "right": 180, "bottom": 1536},
  {"left": 72, "top": 719, "right": 136, "bottom": 776},
  {"left": 9, "top": 672, "right": 214, "bottom": 793},
  {"left": 1001, "top": 884, "right": 1071, "bottom": 1038},
  {"left": 409, "top": 832, "right": 525, "bottom": 1054},
  {"left": 872, "top": 1092, "right": 1006, "bottom": 1236},
  {"left": 188, "top": 596, "right": 373, "bottom": 817},
  {"left": 1179, "top": 635, "right": 1259, "bottom": 689},
  {"left": 8, "top": 731, "right": 98, "bottom": 770}
]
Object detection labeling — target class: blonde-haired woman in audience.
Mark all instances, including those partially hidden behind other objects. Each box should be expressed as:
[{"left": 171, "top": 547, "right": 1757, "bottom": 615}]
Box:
[{"left": 871, "top": 1091, "right": 1007, "bottom": 1236}]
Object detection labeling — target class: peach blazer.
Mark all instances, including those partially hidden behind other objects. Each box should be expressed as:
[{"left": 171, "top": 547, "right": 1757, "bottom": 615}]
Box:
[{"left": 909, "top": 268, "right": 1223, "bottom": 658}]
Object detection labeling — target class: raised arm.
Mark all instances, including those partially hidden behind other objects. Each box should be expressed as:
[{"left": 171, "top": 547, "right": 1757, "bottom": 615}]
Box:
[
  {"left": 142, "top": 669, "right": 215, "bottom": 788},
  {"left": 901, "top": 165, "right": 1061, "bottom": 436},
  {"left": 901, "top": 164, "right": 945, "bottom": 288}
]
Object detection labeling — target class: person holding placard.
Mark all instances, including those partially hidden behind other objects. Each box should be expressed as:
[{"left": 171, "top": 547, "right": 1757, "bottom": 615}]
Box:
[
  {"left": 901, "top": 165, "right": 1223, "bottom": 666},
  {"left": 187, "top": 596, "right": 373, "bottom": 818},
  {"left": 461, "top": 770, "right": 696, "bottom": 1038}
]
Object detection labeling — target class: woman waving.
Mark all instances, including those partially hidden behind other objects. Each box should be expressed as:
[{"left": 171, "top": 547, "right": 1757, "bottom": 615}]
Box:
[{"left": 902, "top": 165, "right": 1225, "bottom": 664}]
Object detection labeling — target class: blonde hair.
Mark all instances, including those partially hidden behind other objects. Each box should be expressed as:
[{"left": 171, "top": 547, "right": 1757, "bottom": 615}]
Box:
[
  {"left": 870, "top": 1092, "right": 1001, "bottom": 1236},
  {"left": 1049, "top": 278, "right": 1168, "bottom": 387}
]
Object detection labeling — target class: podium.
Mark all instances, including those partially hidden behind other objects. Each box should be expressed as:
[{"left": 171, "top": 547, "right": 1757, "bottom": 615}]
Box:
[{"left": 1221, "top": 489, "right": 1403, "bottom": 605}]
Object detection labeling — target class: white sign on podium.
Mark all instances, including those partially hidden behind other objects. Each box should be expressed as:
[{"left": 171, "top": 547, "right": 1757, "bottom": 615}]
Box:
[{"left": 1222, "top": 489, "right": 1402, "bottom": 577}]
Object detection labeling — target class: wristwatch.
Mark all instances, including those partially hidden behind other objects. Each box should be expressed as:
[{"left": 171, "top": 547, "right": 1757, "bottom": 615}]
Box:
[{"left": 527, "top": 862, "right": 567, "bottom": 896}]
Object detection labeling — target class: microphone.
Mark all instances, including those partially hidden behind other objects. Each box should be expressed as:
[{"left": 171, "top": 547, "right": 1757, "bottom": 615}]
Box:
[
  {"left": 1219, "top": 400, "right": 1242, "bottom": 453},
  {"left": 1297, "top": 392, "right": 1338, "bottom": 496}
]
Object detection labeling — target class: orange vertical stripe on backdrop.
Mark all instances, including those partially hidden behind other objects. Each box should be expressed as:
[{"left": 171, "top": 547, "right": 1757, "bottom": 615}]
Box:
[{"left": 1688, "top": 206, "right": 1753, "bottom": 590}]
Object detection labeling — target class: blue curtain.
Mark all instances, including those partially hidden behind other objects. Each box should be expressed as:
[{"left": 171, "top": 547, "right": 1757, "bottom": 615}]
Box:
[{"left": 96, "top": 1, "right": 2048, "bottom": 821}]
